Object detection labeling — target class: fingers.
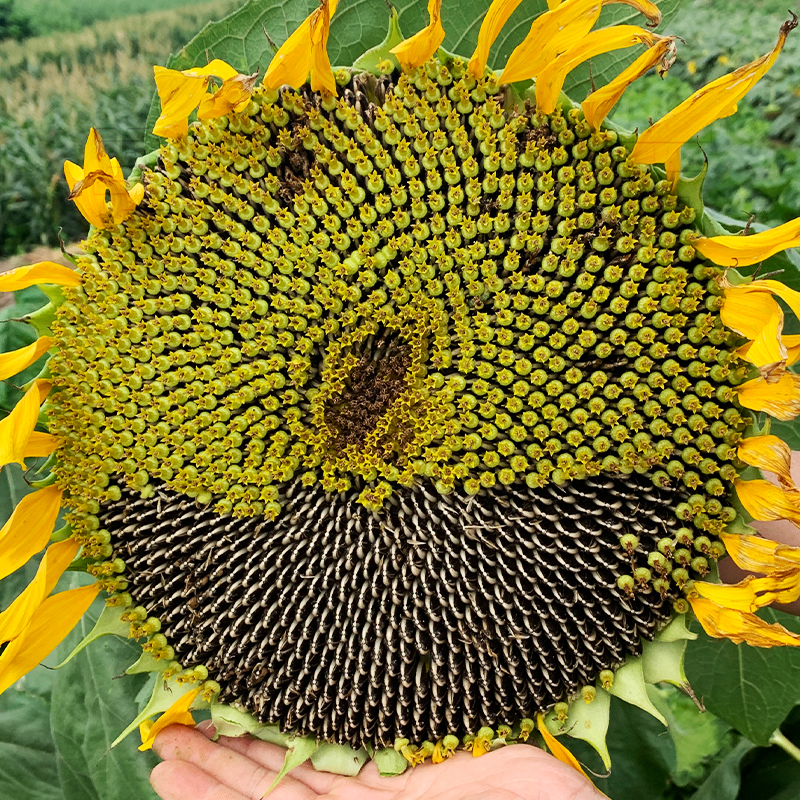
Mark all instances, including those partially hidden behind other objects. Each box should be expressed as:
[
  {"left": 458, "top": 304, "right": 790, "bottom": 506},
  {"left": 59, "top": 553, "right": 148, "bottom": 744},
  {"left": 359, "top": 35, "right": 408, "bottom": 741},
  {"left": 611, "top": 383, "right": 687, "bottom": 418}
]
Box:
[{"left": 152, "top": 724, "right": 316, "bottom": 800}]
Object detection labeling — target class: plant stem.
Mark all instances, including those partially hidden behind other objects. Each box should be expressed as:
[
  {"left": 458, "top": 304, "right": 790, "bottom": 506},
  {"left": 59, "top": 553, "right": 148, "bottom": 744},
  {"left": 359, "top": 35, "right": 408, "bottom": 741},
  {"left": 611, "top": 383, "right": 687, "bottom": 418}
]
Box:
[{"left": 770, "top": 728, "right": 800, "bottom": 763}]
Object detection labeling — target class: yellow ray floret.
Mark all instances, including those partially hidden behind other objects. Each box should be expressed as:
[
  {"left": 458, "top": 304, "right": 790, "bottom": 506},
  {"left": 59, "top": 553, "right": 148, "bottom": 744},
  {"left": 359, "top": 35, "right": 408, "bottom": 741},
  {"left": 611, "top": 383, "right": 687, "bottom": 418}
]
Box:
[
  {"left": 582, "top": 34, "right": 676, "bottom": 130},
  {"left": 139, "top": 688, "right": 201, "bottom": 751},
  {"left": 695, "top": 571, "right": 800, "bottom": 613},
  {"left": 722, "top": 532, "right": 785, "bottom": 573},
  {"left": 536, "top": 25, "right": 657, "bottom": 114},
  {"left": 0, "top": 538, "right": 80, "bottom": 644},
  {"left": 64, "top": 129, "right": 143, "bottom": 230},
  {"left": 0, "top": 581, "right": 99, "bottom": 695},
  {"left": 23, "top": 432, "right": 61, "bottom": 458},
  {"left": 694, "top": 217, "right": 800, "bottom": 268},
  {"left": 735, "top": 479, "right": 800, "bottom": 527},
  {"left": 0, "top": 486, "right": 63, "bottom": 581},
  {"left": 738, "top": 435, "right": 793, "bottom": 485},
  {"left": 631, "top": 16, "right": 797, "bottom": 172},
  {"left": 263, "top": 0, "right": 339, "bottom": 96},
  {"left": 0, "top": 337, "right": 53, "bottom": 382},
  {"left": 0, "top": 380, "right": 51, "bottom": 470},
  {"left": 689, "top": 595, "right": 800, "bottom": 647},
  {"left": 153, "top": 60, "right": 256, "bottom": 139},
  {"left": 537, "top": 713, "right": 588, "bottom": 778},
  {"left": 0, "top": 262, "right": 80, "bottom": 291},
  {"left": 391, "top": 0, "right": 445, "bottom": 72},
  {"left": 736, "top": 372, "right": 800, "bottom": 422},
  {"left": 497, "top": 0, "right": 661, "bottom": 85}
]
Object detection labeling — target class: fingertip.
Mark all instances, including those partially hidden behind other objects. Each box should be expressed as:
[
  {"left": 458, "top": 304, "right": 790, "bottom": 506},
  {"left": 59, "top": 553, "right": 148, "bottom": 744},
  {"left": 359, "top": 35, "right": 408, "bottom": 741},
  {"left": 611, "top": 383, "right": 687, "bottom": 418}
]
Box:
[
  {"left": 196, "top": 719, "right": 218, "bottom": 739},
  {"left": 152, "top": 723, "right": 206, "bottom": 759}
]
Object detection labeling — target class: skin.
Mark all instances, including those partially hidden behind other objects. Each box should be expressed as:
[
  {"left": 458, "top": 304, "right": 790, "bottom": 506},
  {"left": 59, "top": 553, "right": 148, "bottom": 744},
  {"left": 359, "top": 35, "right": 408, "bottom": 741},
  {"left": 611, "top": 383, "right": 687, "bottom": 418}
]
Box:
[
  {"left": 150, "top": 722, "right": 606, "bottom": 800},
  {"left": 150, "top": 452, "right": 800, "bottom": 800}
]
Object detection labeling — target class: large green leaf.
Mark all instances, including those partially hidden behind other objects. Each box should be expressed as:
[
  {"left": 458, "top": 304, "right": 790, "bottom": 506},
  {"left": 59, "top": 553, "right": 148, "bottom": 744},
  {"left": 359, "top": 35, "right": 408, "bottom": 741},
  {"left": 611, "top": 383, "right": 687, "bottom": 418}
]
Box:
[
  {"left": 144, "top": 0, "right": 692, "bottom": 150},
  {"left": 50, "top": 601, "right": 159, "bottom": 800},
  {"left": 691, "top": 738, "right": 757, "bottom": 800},
  {"left": 684, "top": 610, "right": 800, "bottom": 748}
]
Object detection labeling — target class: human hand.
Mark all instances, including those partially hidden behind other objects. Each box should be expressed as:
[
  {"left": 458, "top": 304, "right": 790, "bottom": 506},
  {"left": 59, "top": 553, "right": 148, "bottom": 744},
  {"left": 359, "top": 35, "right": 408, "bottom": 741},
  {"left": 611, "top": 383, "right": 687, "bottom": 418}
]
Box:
[{"left": 150, "top": 721, "right": 606, "bottom": 800}]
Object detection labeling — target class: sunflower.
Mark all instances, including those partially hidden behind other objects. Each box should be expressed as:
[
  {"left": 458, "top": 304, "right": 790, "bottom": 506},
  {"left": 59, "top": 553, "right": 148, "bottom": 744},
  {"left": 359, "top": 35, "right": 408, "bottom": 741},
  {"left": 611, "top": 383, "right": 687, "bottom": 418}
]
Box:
[{"left": 2, "top": 0, "right": 800, "bottom": 783}]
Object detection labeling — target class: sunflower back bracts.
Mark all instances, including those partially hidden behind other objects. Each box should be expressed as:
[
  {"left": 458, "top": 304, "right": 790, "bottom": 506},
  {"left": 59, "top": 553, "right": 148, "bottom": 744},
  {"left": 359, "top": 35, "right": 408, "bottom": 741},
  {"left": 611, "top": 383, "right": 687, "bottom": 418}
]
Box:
[{"left": 2, "top": 0, "right": 800, "bottom": 782}]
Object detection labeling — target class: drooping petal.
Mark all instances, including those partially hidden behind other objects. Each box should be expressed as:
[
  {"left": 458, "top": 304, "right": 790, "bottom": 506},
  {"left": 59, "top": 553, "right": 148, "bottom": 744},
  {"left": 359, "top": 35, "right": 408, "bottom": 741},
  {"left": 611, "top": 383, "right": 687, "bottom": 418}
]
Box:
[
  {"left": 537, "top": 26, "right": 657, "bottom": 114},
  {"left": 721, "top": 533, "right": 782, "bottom": 573},
  {"left": 0, "top": 581, "right": 99, "bottom": 695},
  {"left": 689, "top": 595, "right": 800, "bottom": 646},
  {"left": 82, "top": 127, "right": 113, "bottom": 176},
  {"left": 582, "top": 34, "right": 677, "bottom": 130},
  {"left": 23, "top": 432, "right": 61, "bottom": 458},
  {"left": 741, "top": 307, "right": 787, "bottom": 382},
  {"left": 736, "top": 372, "right": 800, "bottom": 421},
  {"left": 721, "top": 284, "right": 781, "bottom": 340},
  {"left": 694, "top": 217, "right": 800, "bottom": 268},
  {"left": 0, "top": 538, "right": 80, "bottom": 644},
  {"left": 0, "top": 486, "right": 63, "bottom": 581},
  {"left": 197, "top": 72, "right": 258, "bottom": 119},
  {"left": 153, "top": 60, "right": 239, "bottom": 138},
  {"left": 631, "top": 16, "right": 797, "bottom": 168},
  {"left": 738, "top": 435, "right": 793, "bottom": 483},
  {"left": 499, "top": 0, "right": 661, "bottom": 84},
  {"left": 0, "top": 380, "right": 51, "bottom": 470},
  {"left": 537, "top": 713, "right": 588, "bottom": 778},
  {"left": 695, "top": 570, "right": 800, "bottom": 613},
  {"left": 139, "top": 688, "right": 200, "bottom": 751},
  {"left": 0, "top": 262, "right": 80, "bottom": 291},
  {"left": 65, "top": 165, "right": 109, "bottom": 229},
  {"left": 664, "top": 148, "right": 681, "bottom": 191},
  {"left": 309, "top": 0, "right": 337, "bottom": 95},
  {"left": 0, "top": 337, "right": 53, "bottom": 382},
  {"left": 735, "top": 479, "right": 800, "bottom": 527},
  {"left": 263, "top": 0, "right": 339, "bottom": 93},
  {"left": 391, "top": 0, "right": 445, "bottom": 72}
]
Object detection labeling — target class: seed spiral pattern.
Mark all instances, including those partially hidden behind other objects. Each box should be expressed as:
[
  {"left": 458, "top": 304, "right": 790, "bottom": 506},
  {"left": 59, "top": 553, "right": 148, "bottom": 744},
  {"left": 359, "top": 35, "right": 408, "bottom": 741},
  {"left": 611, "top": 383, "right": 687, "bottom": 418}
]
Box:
[{"left": 44, "top": 55, "right": 749, "bottom": 747}]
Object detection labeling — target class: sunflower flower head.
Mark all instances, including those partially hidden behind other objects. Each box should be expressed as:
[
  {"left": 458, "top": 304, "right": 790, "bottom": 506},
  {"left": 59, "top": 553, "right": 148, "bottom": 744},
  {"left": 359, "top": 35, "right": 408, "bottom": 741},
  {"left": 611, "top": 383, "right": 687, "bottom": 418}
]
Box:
[{"left": 3, "top": 0, "right": 800, "bottom": 784}]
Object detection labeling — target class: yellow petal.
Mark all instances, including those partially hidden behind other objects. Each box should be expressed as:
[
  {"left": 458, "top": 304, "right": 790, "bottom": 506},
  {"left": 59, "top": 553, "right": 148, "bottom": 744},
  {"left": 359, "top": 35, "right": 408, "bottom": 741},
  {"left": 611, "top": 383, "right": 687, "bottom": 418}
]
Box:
[
  {"left": 499, "top": 0, "right": 661, "bottom": 84},
  {"left": 631, "top": 16, "right": 797, "bottom": 168},
  {"left": 0, "top": 380, "right": 50, "bottom": 470},
  {"left": 0, "top": 337, "right": 53, "bottom": 382},
  {"left": 537, "top": 26, "right": 657, "bottom": 114},
  {"left": 784, "top": 335, "right": 800, "bottom": 366},
  {"left": 391, "top": 0, "right": 445, "bottom": 72},
  {"left": 0, "top": 262, "right": 80, "bottom": 291},
  {"left": 153, "top": 59, "right": 238, "bottom": 139},
  {"left": 695, "top": 218, "right": 800, "bottom": 268},
  {"left": 23, "top": 432, "right": 61, "bottom": 458},
  {"left": 547, "top": 0, "right": 562, "bottom": 7},
  {"left": 537, "top": 713, "right": 588, "bottom": 778},
  {"left": 82, "top": 127, "right": 113, "bottom": 176},
  {"left": 197, "top": 72, "right": 258, "bottom": 119},
  {"left": 0, "top": 486, "right": 63, "bottom": 581},
  {"left": 738, "top": 434, "right": 793, "bottom": 483},
  {"left": 66, "top": 169, "right": 109, "bottom": 229},
  {"left": 665, "top": 148, "right": 681, "bottom": 192},
  {"left": 139, "top": 688, "right": 200, "bottom": 751},
  {"left": 63, "top": 160, "right": 83, "bottom": 193},
  {"left": 263, "top": 0, "right": 339, "bottom": 92},
  {"left": 0, "top": 538, "right": 80, "bottom": 644},
  {"left": 582, "top": 35, "right": 677, "bottom": 130},
  {"left": 721, "top": 533, "right": 782, "bottom": 573},
  {"left": 742, "top": 307, "right": 787, "bottom": 382},
  {"left": 689, "top": 595, "right": 800, "bottom": 646},
  {"left": 695, "top": 570, "right": 800, "bottom": 613},
  {"left": 721, "top": 284, "right": 781, "bottom": 340},
  {"left": 0, "top": 581, "right": 99, "bottom": 695},
  {"left": 737, "top": 371, "right": 800, "bottom": 421},
  {"left": 309, "top": 0, "right": 337, "bottom": 95},
  {"left": 735, "top": 479, "right": 800, "bottom": 527}
]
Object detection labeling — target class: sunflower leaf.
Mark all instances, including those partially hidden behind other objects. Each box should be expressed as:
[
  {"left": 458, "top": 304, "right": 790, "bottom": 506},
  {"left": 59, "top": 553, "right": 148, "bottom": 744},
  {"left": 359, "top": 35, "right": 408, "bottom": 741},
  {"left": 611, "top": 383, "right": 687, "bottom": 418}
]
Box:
[{"left": 685, "top": 608, "right": 800, "bottom": 747}]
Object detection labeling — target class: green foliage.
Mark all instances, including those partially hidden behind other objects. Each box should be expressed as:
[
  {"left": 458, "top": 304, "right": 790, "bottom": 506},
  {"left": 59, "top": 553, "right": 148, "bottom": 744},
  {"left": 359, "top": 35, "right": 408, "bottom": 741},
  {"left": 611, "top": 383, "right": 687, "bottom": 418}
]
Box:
[{"left": 0, "top": 0, "right": 33, "bottom": 42}]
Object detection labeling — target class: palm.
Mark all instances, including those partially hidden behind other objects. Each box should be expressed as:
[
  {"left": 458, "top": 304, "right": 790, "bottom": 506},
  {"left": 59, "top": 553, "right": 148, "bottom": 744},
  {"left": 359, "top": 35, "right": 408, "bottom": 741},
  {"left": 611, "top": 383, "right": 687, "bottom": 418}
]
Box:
[{"left": 151, "top": 724, "right": 603, "bottom": 800}]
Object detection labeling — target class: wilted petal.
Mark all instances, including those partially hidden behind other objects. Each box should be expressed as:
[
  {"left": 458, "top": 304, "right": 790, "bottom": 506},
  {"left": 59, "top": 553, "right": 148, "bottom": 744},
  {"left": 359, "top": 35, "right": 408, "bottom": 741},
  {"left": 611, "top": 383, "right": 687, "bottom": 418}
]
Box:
[
  {"left": 631, "top": 16, "right": 797, "bottom": 168},
  {"left": 537, "top": 26, "right": 657, "bottom": 114},
  {"left": 309, "top": 0, "right": 337, "bottom": 95},
  {"left": 197, "top": 72, "right": 258, "bottom": 119},
  {"left": 721, "top": 533, "right": 782, "bottom": 573},
  {"left": 0, "top": 380, "right": 50, "bottom": 470},
  {"left": 0, "top": 581, "right": 99, "bottom": 695},
  {"left": 0, "top": 538, "right": 80, "bottom": 644},
  {"left": 0, "top": 486, "right": 63, "bottom": 581},
  {"left": 736, "top": 372, "right": 800, "bottom": 421},
  {"left": 264, "top": 0, "right": 339, "bottom": 92},
  {"left": 735, "top": 479, "right": 800, "bottom": 527},
  {"left": 391, "top": 0, "right": 445, "bottom": 72},
  {"left": 582, "top": 35, "right": 677, "bottom": 130},
  {"left": 139, "top": 688, "right": 201, "bottom": 751},
  {"left": 695, "top": 570, "right": 800, "bottom": 613},
  {"left": 689, "top": 595, "right": 800, "bottom": 647},
  {"left": 738, "top": 435, "right": 793, "bottom": 483},
  {"left": 0, "top": 337, "right": 53, "bottom": 382},
  {"left": 537, "top": 713, "right": 588, "bottom": 777},
  {"left": 0, "top": 262, "right": 80, "bottom": 291}
]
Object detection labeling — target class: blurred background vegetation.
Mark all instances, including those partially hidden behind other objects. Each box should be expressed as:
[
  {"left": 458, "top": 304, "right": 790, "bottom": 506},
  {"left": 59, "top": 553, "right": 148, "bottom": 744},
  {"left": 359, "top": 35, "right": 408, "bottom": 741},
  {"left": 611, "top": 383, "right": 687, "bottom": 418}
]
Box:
[{"left": 1, "top": 1, "right": 800, "bottom": 799}]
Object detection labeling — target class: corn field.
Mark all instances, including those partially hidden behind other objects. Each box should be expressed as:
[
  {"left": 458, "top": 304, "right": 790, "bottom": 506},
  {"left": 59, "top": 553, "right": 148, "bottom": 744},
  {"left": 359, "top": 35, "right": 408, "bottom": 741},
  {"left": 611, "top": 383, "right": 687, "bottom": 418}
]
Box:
[{"left": 0, "top": 0, "right": 237, "bottom": 257}]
